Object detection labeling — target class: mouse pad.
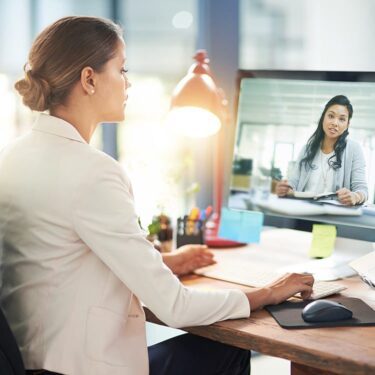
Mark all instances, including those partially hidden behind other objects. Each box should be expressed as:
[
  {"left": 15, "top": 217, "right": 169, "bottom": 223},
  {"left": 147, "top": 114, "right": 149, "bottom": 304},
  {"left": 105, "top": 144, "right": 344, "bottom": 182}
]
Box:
[{"left": 265, "top": 297, "right": 375, "bottom": 329}]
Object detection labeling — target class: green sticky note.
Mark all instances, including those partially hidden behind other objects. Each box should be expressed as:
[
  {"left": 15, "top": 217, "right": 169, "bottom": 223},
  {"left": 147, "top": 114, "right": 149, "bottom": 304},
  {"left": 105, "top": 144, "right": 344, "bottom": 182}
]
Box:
[{"left": 309, "top": 224, "right": 337, "bottom": 258}]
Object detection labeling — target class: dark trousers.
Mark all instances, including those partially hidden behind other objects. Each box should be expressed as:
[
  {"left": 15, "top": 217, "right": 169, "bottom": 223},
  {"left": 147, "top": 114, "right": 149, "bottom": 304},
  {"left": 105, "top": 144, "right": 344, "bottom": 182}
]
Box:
[
  {"left": 26, "top": 333, "right": 251, "bottom": 375},
  {"left": 149, "top": 333, "right": 251, "bottom": 375}
]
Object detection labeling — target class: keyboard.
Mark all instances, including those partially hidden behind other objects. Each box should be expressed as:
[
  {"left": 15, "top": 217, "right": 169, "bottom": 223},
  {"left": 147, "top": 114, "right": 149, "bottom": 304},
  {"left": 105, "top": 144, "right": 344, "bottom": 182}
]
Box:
[{"left": 194, "top": 262, "right": 347, "bottom": 300}]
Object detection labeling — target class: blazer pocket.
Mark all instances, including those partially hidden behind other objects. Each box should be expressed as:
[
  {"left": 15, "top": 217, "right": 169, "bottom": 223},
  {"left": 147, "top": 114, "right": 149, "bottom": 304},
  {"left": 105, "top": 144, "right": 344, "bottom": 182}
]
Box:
[{"left": 85, "top": 306, "right": 137, "bottom": 366}]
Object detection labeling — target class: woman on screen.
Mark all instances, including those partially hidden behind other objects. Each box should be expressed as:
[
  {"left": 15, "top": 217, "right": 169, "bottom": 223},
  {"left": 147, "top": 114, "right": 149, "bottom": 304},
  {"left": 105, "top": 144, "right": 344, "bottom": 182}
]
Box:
[
  {"left": 0, "top": 16, "right": 314, "bottom": 375},
  {"left": 276, "top": 95, "right": 368, "bottom": 205}
]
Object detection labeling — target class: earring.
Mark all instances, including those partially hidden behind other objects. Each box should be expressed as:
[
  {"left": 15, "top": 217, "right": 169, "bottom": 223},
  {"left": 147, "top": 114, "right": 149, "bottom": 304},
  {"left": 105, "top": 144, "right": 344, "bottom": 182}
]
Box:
[{"left": 91, "top": 90, "right": 95, "bottom": 94}]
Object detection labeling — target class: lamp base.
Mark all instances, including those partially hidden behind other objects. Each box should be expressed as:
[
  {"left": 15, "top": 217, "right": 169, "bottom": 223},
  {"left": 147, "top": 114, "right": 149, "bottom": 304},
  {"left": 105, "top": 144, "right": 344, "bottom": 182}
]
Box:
[{"left": 204, "top": 213, "right": 246, "bottom": 248}]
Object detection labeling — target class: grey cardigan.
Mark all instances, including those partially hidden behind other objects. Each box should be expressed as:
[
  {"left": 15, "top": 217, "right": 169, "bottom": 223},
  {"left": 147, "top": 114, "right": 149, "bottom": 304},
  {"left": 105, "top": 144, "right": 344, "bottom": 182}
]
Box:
[{"left": 289, "top": 139, "right": 368, "bottom": 200}]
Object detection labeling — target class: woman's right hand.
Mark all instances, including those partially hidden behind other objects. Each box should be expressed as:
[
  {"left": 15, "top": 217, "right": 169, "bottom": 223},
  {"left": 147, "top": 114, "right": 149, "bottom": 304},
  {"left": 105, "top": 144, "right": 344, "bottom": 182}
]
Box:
[
  {"left": 245, "top": 273, "right": 314, "bottom": 311},
  {"left": 275, "top": 180, "right": 292, "bottom": 197},
  {"left": 266, "top": 273, "right": 314, "bottom": 304}
]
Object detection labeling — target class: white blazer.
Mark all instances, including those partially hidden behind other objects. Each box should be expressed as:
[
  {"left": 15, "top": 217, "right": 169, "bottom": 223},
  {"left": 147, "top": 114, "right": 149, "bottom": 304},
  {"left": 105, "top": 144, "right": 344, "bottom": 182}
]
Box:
[{"left": 0, "top": 114, "right": 250, "bottom": 375}]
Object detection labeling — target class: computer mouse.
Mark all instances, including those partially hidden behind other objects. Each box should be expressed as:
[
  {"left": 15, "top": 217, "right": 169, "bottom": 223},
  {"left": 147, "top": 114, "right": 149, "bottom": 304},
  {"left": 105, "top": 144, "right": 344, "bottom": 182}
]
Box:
[{"left": 302, "top": 300, "right": 353, "bottom": 323}]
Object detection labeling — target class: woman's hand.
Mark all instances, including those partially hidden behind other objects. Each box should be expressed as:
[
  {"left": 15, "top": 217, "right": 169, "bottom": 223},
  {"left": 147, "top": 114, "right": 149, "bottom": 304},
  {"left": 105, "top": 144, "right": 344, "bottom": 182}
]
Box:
[
  {"left": 275, "top": 180, "right": 293, "bottom": 197},
  {"left": 336, "top": 188, "right": 359, "bottom": 206},
  {"left": 245, "top": 273, "right": 314, "bottom": 311},
  {"left": 162, "top": 245, "right": 216, "bottom": 276},
  {"left": 266, "top": 272, "right": 314, "bottom": 303}
]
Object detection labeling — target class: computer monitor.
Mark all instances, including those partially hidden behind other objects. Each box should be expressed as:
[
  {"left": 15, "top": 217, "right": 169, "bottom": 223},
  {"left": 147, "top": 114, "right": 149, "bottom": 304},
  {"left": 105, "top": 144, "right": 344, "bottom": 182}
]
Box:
[{"left": 228, "top": 70, "right": 375, "bottom": 242}]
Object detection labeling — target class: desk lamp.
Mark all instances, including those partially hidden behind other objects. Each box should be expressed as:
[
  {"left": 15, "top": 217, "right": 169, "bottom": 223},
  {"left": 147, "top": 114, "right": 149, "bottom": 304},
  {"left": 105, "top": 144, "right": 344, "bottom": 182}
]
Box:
[
  {"left": 167, "top": 50, "right": 244, "bottom": 247},
  {"left": 168, "top": 50, "right": 225, "bottom": 138}
]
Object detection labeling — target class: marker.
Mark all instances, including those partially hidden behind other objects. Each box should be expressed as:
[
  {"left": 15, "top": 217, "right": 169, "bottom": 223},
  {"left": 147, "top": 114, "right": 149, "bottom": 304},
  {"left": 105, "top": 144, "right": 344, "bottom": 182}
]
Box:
[
  {"left": 205, "top": 205, "right": 213, "bottom": 220},
  {"left": 189, "top": 207, "right": 200, "bottom": 221}
]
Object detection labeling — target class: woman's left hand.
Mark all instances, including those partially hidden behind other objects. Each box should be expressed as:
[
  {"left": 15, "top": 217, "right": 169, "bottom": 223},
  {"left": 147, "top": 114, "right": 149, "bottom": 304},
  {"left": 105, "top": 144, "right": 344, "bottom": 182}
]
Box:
[
  {"left": 336, "top": 188, "right": 358, "bottom": 206},
  {"left": 162, "top": 245, "right": 216, "bottom": 276}
]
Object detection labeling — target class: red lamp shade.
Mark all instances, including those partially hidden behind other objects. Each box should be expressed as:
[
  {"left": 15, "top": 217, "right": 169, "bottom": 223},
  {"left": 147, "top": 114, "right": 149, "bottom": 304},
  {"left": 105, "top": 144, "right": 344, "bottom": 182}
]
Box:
[{"left": 166, "top": 50, "right": 226, "bottom": 138}]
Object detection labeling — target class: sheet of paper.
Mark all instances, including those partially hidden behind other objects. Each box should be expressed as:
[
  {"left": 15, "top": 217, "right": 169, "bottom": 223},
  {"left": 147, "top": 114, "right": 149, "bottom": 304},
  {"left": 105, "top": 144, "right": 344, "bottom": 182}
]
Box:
[
  {"left": 218, "top": 208, "right": 263, "bottom": 243},
  {"left": 349, "top": 251, "right": 375, "bottom": 286},
  {"left": 316, "top": 199, "right": 344, "bottom": 206},
  {"left": 309, "top": 224, "right": 337, "bottom": 258}
]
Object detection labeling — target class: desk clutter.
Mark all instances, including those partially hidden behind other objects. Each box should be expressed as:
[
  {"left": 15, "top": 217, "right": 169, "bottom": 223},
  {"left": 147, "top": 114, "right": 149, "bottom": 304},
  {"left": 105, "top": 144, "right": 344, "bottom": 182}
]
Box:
[
  {"left": 176, "top": 206, "right": 212, "bottom": 248},
  {"left": 148, "top": 206, "right": 251, "bottom": 250}
]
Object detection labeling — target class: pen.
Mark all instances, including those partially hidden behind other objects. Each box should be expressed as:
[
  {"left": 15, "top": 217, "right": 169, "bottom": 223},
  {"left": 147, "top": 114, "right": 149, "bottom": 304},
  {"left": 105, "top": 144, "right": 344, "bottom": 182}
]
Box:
[
  {"left": 360, "top": 274, "right": 375, "bottom": 288},
  {"left": 274, "top": 177, "right": 293, "bottom": 190}
]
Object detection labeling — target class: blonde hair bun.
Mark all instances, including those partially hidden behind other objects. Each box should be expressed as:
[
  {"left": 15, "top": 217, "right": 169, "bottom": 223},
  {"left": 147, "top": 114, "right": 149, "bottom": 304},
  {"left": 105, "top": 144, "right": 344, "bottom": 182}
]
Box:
[{"left": 14, "top": 68, "right": 51, "bottom": 112}]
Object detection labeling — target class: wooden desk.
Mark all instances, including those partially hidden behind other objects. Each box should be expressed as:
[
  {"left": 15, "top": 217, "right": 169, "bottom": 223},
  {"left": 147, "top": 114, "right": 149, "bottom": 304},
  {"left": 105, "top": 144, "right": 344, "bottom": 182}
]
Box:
[{"left": 146, "top": 229, "right": 375, "bottom": 375}]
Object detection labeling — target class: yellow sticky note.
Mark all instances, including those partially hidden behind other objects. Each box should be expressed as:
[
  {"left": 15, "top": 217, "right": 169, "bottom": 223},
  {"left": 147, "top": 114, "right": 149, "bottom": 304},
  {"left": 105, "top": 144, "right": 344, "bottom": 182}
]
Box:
[{"left": 309, "top": 224, "right": 337, "bottom": 258}]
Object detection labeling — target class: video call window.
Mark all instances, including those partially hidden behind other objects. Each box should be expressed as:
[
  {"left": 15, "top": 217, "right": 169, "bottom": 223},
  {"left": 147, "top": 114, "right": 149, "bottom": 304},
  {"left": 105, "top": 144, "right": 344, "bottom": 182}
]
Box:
[{"left": 230, "top": 77, "right": 375, "bottom": 204}]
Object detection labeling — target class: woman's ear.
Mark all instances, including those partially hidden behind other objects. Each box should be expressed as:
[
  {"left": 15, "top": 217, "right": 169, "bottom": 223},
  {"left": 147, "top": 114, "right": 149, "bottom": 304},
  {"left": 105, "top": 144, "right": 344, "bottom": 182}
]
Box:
[{"left": 80, "top": 67, "right": 96, "bottom": 95}]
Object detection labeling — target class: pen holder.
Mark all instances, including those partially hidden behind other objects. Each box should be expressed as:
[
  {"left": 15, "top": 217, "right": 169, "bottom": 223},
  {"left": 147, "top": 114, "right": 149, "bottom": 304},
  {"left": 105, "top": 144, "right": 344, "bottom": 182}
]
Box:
[{"left": 176, "top": 217, "right": 205, "bottom": 248}]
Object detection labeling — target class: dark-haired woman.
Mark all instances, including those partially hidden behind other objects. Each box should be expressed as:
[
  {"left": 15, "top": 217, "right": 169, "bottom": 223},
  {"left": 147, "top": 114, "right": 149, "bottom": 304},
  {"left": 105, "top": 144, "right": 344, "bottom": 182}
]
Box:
[
  {"left": 0, "top": 16, "right": 314, "bottom": 375},
  {"left": 276, "top": 95, "right": 368, "bottom": 206}
]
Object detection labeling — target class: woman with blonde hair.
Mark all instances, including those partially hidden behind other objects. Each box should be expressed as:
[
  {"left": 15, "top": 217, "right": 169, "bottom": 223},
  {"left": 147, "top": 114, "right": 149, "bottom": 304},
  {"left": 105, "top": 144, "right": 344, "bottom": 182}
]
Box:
[{"left": 0, "top": 16, "right": 313, "bottom": 375}]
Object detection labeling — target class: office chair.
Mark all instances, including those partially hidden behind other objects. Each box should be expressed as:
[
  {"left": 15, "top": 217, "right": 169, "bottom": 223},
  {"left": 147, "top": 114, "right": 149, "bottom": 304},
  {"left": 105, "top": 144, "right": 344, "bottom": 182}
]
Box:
[{"left": 0, "top": 307, "right": 25, "bottom": 375}]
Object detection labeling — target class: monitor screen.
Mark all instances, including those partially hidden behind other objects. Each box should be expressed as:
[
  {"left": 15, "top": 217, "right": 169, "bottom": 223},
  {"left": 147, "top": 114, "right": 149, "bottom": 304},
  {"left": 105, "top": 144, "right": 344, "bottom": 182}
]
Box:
[{"left": 228, "top": 70, "right": 375, "bottom": 242}]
